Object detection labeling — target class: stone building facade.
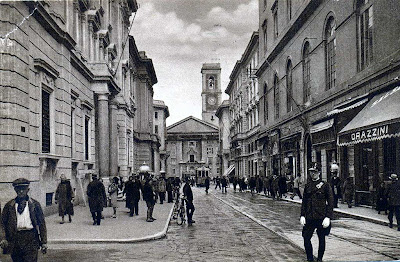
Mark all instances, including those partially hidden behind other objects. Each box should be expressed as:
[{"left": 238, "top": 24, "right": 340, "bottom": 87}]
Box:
[
  {"left": 0, "top": 0, "right": 159, "bottom": 211},
  {"left": 255, "top": 0, "right": 400, "bottom": 205},
  {"left": 153, "top": 100, "right": 170, "bottom": 173},
  {"left": 225, "top": 32, "right": 260, "bottom": 180},
  {"left": 201, "top": 63, "right": 222, "bottom": 126},
  {"left": 216, "top": 100, "right": 232, "bottom": 177},
  {"left": 166, "top": 117, "right": 220, "bottom": 180}
]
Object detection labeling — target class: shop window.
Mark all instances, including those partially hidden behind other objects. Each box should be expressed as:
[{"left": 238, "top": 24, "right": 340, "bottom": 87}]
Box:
[
  {"left": 384, "top": 138, "right": 397, "bottom": 179},
  {"left": 46, "top": 192, "right": 54, "bottom": 206}
]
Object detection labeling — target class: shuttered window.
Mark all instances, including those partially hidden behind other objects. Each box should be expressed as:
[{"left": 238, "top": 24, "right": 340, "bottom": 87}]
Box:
[{"left": 42, "top": 90, "right": 51, "bottom": 153}]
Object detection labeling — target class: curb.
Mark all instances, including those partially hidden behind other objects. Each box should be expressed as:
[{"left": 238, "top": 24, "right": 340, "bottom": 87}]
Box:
[
  {"left": 257, "top": 192, "right": 398, "bottom": 228},
  {"left": 48, "top": 204, "right": 175, "bottom": 244}
]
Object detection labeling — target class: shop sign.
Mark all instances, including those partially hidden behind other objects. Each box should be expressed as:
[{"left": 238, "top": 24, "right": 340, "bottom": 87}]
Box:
[{"left": 351, "top": 125, "right": 388, "bottom": 142}]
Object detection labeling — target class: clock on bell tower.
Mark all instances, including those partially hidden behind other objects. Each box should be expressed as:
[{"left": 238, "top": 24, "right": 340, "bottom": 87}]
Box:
[{"left": 201, "top": 63, "right": 221, "bottom": 126}]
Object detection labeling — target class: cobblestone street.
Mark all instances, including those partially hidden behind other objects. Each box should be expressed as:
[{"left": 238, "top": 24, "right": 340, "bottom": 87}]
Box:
[{"left": 2, "top": 186, "right": 399, "bottom": 262}]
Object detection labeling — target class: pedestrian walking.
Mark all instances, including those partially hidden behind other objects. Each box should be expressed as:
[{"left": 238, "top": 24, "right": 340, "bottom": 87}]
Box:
[
  {"left": 215, "top": 176, "right": 221, "bottom": 190},
  {"left": 143, "top": 175, "right": 156, "bottom": 222},
  {"left": 291, "top": 173, "right": 303, "bottom": 200},
  {"left": 232, "top": 176, "right": 238, "bottom": 192},
  {"left": 108, "top": 176, "right": 119, "bottom": 218},
  {"left": 124, "top": 175, "right": 142, "bottom": 216},
  {"left": 300, "top": 166, "right": 334, "bottom": 262},
  {"left": 376, "top": 180, "right": 388, "bottom": 214},
  {"left": 249, "top": 176, "right": 256, "bottom": 195},
  {"left": 221, "top": 176, "right": 228, "bottom": 193},
  {"left": 387, "top": 174, "right": 400, "bottom": 230},
  {"left": 205, "top": 175, "right": 210, "bottom": 194},
  {"left": 343, "top": 176, "right": 355, "bottom": 208},
  {"left": 330, "top": 163, "right": 342, "bottom": 208},
  {"left": 55, "top": 174, "right": 74, "bottom": 224},
  {"left": 87, "top": 174, "right": 106, "bottom": 225},
  {"left": 278, "top": 174, "right": 288, "bottom": 199},
  {"left": 1, "top": 178, "right": 48, "bottom": 261},
  {"left": 158, "top": 175, "right": 167, "bottom": 204},
  {"left": 166, "top": 177, "right": 173, "bottom": 203},
  {"left": 183, "top": 177, "right": 195, "bottom": 225}
]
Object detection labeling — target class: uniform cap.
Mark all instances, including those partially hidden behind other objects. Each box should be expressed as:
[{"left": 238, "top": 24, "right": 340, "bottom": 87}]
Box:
[
  {"left": 390, "top": 174, "right": 398, "bottom": 180},
  {"left": 12, "top": 178, "right": 30, "bottom": 188}
]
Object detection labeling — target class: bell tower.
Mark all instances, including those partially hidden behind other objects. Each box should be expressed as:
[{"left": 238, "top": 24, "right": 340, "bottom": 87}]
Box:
[{"left": 201, "top": 63, "right": 221, "bottom": 126}]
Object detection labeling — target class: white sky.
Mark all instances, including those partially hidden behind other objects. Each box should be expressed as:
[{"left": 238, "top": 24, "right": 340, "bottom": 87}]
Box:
[{"left": 131, "top": 0, "right": 259, "bottom": 126}]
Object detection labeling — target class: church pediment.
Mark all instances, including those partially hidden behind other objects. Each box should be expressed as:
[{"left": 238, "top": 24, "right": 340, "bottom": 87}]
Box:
[{"left": 167, "top": 116, "right": 218, "bottom": 134}]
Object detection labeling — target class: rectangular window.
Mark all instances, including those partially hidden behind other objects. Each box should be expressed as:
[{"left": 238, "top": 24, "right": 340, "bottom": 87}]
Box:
[
  {"left": 274, "top": 83, "right": 280, "bottom": 119},
  {"left": 42, "top": 90, "right": 51, "bottom": 153},
  {"left": 71, "top": 107, "right": 75, "bottom": 157},
  {"left": 155, "top": 125, "right": 159, "bottom": 134},
  {"left": 189, "top": 155, "right": 195, "bottom": 162},
  {"left": 358, "top": 4, "right": 373, "bottom": 70},
  {"left": 273, "top": 9, "right": 278, "bottom": 38},
  {"left": 84, "top": 116, "right": 90, "bottom": 160},
  {"left": 46, "top": 192, "right": 53, "bottom": 207},
  {"left": 155, "top": 111, "right": 158, "bottom": 119}
]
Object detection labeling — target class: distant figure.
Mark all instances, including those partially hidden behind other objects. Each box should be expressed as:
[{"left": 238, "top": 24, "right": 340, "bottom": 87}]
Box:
[
  {"left": 205, "top": 175, "right": 210, "bottom": 194},
  {"left": 300, "top": 166, "right": 334, "bottom": 262},
  {"left": 215, "top": 176, "right": 221, "bottom": 190},
  {"left": 343, "top": 176, "right": 355, "bottom": 208},
  {"left": 143, "top": 175, "right": 156, "bottom": 222},
  {"left": 108, "top": 176, "right": 119, "bottom": 218},
  {"left": 124, "top": 175, "right": 142, "bottom": 216},
  {"left": 166, "top": 177, "right": 174, "bottom": 203},
  {"left": 278, "top": 175, "right": 287, "bottom": 199},
  {"left": 87, "top": 174, "right": 106, "bottom": 225},
  {"left": 291, "top": 174, "right": 303, "bottom": 200},
  {"left": 249, "top": 176, "right": 256, "bottom": 195},
  {"left": 55, "top": 174, "right": 74, "bottom": 224},
  {"left": 1, "top": 178, "right": 48, "bottom": 261},
  {"left": 330, "top": 164, "right": 342, "bottom": 208},
  {"left": 183, "top": 178, "right": 195, "bottom": 225},
  {"left": 221, "top": 176, "right": 228, "bottom": 193},
  {"left": 232, "top": 176, "right": 238, "bottom": 192},
  {"left": 158, "top": 175, "right": 167, "bottom": 204},
  {"left": 376, "top": 180, "right": 388, "bottom": 214},
  {"left": 387, "top": 174, "right": 400, "bottom": 231}
]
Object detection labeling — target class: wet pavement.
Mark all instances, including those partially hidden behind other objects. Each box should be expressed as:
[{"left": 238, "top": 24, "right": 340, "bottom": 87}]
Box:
[{"left": 1, "top": 186, "right": 399, "bottom": 262}]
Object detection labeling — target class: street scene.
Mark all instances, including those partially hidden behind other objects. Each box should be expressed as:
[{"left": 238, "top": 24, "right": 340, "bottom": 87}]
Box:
[{"left": 1, "top": 0, "right": 400, "bottom": 261}]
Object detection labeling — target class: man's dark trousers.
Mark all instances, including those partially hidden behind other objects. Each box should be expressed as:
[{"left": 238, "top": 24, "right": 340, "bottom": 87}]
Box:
[
  {"left": 11, "top": 230, "right": 39, "bottom": 262},
  {"left": 91, "top": 211, "right": 101, "bottom": 225},
  {"left": 186, "top": 201, "right": 195, "bottom": 223},
  {"left": 302, "top": 219, "right": 329, "bottom": 261},
  {"left": 388, "top": 205, "right": 400, "bottom": 229},
  {"left": 130, "top": 200, "right": 139, "bottom": 216}
]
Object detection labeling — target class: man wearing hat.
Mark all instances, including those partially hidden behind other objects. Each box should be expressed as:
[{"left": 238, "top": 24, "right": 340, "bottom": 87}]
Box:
[
  {"left": 387, "top": 174, "right": 400, "bottom": 230},
  {"left": 0, "top": 178, "right": 47, "bottom": 261},
  {"left": 300, "top": 166, "right": 334, "bottom": 262},
  {"left": 87, "top": 173, "right": 106, "bottom": 225},
  {"left": 183, "top": 177, "right": 195, "bottom": 225},
  {"left": 143, "top": 175, "right": 156, "bottom": 222}
]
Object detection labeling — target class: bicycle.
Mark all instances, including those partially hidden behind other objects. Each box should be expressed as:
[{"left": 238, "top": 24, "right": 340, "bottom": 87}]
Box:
[{"left": 176, "top": 196, "right": 186, "bottom": 225}]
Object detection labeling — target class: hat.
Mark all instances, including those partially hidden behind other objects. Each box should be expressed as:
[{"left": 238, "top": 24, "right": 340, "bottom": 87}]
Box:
[
  {"left": 60, "top": 174, "right": 67, "bottom": 181},
  {"left": 390, "top": 174, "right": 398, "bottom": 180},
  {"left": 308, "top": 167, "right": 319, "bottom": 172},
  {"left": 12, "top": 178, "right": 30, "bottom": 188}
]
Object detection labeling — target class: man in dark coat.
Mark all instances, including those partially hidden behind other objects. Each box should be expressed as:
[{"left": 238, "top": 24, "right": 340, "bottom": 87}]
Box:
[
  {"left": 166, "top": 178, "right": 173, "bottom": 203},
  {"left": 143, "top": 175, "right": 156, "bottom": 222},
  {"left": 55, "top": 174, "right": 74, "bottom": 224},
  {"left": 1, "top": 178, "right": 47, "bottom": 261},
  {"left": 221, "top": 176, "right": 228, "bottom": 193},
  {"left": 330, "top": 163, "right": 342, "bottom": 208},
  {"left": 124, "top": 175, "right": 142, "bottom": 216},
  {"left": 183, "top": 178, "right": 195, "bottom": 225},
  {"left": 205, "top": 175, "right": 210, "bottom": 194},
  {"left": 387, "top": 173, "right": 400, "bottom": 230},
  {"left": 87, "top": 174, "right": 106, "bottom": 225},
  {"left": 300, "top": 166, "right": 334, "bottom": 262}
]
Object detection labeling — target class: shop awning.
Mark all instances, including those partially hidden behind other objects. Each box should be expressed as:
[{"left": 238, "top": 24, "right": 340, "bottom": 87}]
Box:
[
  {"left": 338, "top": 86, "right": 400, "bottom": 146},
  {"left": 310, "top": 119, "right": 334, "bottom": 133},
  {"left": 327, "top": 98, "right": 368, "bottom": 116},
  {"left": 223, "top": 165, "right": 235, "bottom": 177}
]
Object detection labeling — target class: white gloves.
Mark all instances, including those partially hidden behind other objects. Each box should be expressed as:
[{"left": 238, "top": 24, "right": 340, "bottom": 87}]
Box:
[
  {"left": 322, "top": 217, "right": 330, "bottom": 228},
  {"left": 300, "top": 216, "right": 306, "bottom": 226}
]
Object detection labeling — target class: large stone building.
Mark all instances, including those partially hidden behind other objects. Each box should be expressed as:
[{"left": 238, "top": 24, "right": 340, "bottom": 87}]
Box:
[
  {"left": 254, "top": 0, "right": 400, "bottom": 205},
  {"left": 153, "top": 100, "right": 170, "bottom": 173},
  {"left": 166, "top": 116, "right": 219, "bottom": 180},
  {"left": 0, "top": 1, "right": 159, "bottom": 211},
  {"left": 225, "top": 31, "right": 260, "bottom": 180},
  {"left": 216, "top": 100, "right": 232, "bottom": 177}
]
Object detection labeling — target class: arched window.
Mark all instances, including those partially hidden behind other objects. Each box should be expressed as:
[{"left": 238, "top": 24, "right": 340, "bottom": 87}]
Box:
[
  {"left": 286, "top": 60, "right": 293, "bottom": 113},
  {"left": 302, "top": 42, "right": 311, "bottom": 103},
  {"left": 263, "top": 83, "right": 268, "bottom": 123},
  {"left": 325, "top": 17, "right": 336, "bottom": 90},
  {"left": 274, "top": 74, "right": 279, "bottom": 119},
  {"left": 357, "top": 0, "right": 374, "bottom": 70}
]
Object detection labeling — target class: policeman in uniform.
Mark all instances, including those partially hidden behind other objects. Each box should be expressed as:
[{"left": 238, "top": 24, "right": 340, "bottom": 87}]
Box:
[
  {"left": 300, "top": 166, "right": 334, "bottom": 262},
  {"left": 1, "top": 178, "right": 47, "bottom": 262}
]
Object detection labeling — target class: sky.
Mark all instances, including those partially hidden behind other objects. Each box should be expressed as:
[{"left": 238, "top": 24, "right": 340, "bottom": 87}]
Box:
[{"left": 131, "top": 0, "right": 259, "bottom": 126}]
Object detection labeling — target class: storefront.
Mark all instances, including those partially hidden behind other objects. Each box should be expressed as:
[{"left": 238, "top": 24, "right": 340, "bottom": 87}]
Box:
[
  {"left": 269, "top": 130, "right": 280, "bottom": 177},
  {"left": 281, "top": 133, "right": 301, "bottom": 185},
  {"left": 338, "top": 86, "right": 400, "bottom": 206}
]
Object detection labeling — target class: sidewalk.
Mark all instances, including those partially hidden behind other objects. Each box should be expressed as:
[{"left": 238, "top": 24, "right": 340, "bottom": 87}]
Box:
[
  {"left": 46, "top": 200, "right": 174, "bottom": 244},
  {"left": 262, "top": 192, "right": 399, "bottom": 228}
]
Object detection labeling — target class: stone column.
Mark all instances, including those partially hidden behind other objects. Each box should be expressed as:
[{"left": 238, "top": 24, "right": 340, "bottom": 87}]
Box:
[
  {"left": 98, "top": 94, "right": 110, "bottom": 178},
  {"left": 154, "top": 147, "right": 160, "bottom": 176},
  {"left": 109, "top": 101, "right": 119, "bottom": 177}
]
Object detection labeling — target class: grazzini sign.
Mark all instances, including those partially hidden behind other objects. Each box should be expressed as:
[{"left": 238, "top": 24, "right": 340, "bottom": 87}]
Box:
[{"left": 338, "top": 122, "right": 400, "bottom": 146}]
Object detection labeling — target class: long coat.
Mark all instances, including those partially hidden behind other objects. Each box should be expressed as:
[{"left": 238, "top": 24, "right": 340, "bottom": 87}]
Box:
[
  {"left": 55, "top": 180, "right": 74, "bottom": 216},
  {"left": 1, "top": 198, "right": 47, "bottom": 254},
  {"left": 387, "top": 179, "right": 400, "bottom": 206},
  {"left": 124, "top": 180, "right": 142, "bottom": 208},
  {"left": 87, "top": 180, "right": 106, "bottom": 213},
  {"left": 301, "top": 179, "right": 334, "bottom": 220},
  {"left": 143, "top": 181, "right": 155, "bottom": 204}
]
